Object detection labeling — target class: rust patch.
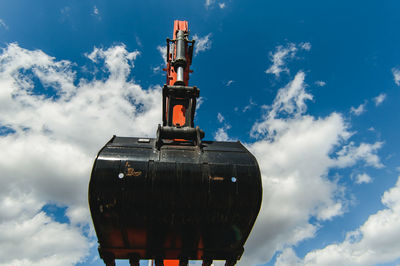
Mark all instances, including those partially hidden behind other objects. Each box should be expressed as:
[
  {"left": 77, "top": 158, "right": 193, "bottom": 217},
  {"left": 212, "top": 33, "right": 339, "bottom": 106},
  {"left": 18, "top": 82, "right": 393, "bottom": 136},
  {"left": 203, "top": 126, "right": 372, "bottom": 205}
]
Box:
[{"left": 125, "top": 162, "right": 142, "bottom": 177}]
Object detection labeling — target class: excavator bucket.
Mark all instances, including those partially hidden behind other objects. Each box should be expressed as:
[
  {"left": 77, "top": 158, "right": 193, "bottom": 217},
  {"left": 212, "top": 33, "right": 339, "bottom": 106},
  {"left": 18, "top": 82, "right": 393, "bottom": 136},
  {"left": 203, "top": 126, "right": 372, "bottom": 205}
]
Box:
[
  {"left": 89, "top": 137, "right": 261, "bottom": 265},
  {"left": 89, "top": 20, "right": 262, "bottom": 266}
]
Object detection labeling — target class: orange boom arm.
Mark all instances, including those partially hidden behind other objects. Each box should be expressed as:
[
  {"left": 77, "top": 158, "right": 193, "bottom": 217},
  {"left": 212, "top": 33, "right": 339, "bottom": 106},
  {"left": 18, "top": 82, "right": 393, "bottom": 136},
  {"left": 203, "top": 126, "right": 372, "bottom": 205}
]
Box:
[{"left": 163, "top": 20, "right": 195, "bottom": 130}]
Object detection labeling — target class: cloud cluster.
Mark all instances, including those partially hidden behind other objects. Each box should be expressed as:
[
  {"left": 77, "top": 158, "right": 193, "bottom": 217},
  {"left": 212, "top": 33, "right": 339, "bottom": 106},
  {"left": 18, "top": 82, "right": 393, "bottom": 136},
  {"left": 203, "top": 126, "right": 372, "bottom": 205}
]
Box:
[
  {"left": 242, "top": 98, "right": 256, "bottom": 113},
  {"left": 157, "top": 45, "right": 167, "bottom": 64},
  {"left": 276, "top": 176, "right": 400, "bottom": 266},
  {"left": 93, "top": 6, "right": 99, "bottom": 15},
  {"left": 373, "top": 93, "right": 386, "bottom": 106},
  {"left": 355, "top": 173, "right": 372, "bottom": 184},
  {"left": 0, "top": 19, "right": 8, "bottom": 30},
  {"left": 350, "top": 102, "right": 367, "bottom": 116},
  {"left": 214, "top": 113, "right": 232, "bottom": 141},
  {"left": 193, "top": 34, "right": 212, "bottom": 55},
  {"left": 0, "top": 43, "right": 161, "bottom": 265},
  {"left": 226, "top": 80, "right": 234, "bottom": 86},
  {"left": 205, "top": 0, "right": 226, "bottom": 9},
  {"left": 266, "top": 42, "right": 311, "bottom": 77},
  {"left": 239, "top": 43, "right": 383, "bottom": 265},
  {"left": 392, "top": 67, "right": 400, "bottom": 86},
  {"left": 314, "top": 80, "right": 326, "bottom": 87},
  {"left": 251, "top": 71, "right": 313, "bottom": 137}
]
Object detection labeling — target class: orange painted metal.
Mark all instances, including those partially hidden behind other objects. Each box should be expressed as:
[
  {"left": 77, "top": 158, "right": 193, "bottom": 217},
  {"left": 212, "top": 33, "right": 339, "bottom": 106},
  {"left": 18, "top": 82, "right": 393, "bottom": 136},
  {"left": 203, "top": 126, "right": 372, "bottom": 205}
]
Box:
[
  {"left": 164, "top": 260, "right": 180, "bottom": 266},
  {"left": 165, "top": 20, "right": 193, "bottom": 128},
  {"left": 172, "top": 104, "right": 186, "bottom": 126}
]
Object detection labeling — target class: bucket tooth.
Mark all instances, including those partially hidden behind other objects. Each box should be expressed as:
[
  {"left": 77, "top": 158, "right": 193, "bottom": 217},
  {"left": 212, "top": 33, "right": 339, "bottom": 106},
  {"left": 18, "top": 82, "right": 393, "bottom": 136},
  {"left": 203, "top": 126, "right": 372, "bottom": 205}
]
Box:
[
  {"left": 225, "top": 260, "right": 237, "bottom": 266},
  {"left": 179, "top": 258, "right": 189, "bottom": 265},
  {"left": 155, "top": 259, "right": 164, "bottom": 266},
  {"left": 129, "top": 254, "right": 140, "bottom": 266},
  {"left": 202, "top": 259, "right": 213, "bottom": 266},
  {"left": 101, "top": 252, "right": 115, "bottom": 266}
]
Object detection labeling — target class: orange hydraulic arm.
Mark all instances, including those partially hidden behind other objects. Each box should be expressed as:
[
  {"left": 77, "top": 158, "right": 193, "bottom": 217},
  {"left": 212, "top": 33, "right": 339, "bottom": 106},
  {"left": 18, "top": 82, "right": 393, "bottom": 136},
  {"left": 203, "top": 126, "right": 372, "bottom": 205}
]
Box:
[
  {"left": 163, "top": 20, "right": 196, "bottom": 129},
  {"left": 165, "top": 21, "right": 193, "bottom": 87}
]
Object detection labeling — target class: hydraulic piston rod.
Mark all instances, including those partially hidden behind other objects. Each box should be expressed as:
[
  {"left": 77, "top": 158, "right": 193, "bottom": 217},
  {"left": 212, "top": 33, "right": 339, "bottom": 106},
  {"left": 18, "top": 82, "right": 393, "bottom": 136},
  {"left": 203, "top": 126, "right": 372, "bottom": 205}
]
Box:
[{"left": 174, "top": 30, "right": 187, "bottom": 85}]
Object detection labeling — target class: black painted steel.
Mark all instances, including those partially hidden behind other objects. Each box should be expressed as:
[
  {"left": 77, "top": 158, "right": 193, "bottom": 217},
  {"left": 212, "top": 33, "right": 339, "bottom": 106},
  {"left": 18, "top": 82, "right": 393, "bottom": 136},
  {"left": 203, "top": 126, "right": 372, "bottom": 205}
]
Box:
[{"left": 89, "top": 136, "right": 262, "bottom": 263}]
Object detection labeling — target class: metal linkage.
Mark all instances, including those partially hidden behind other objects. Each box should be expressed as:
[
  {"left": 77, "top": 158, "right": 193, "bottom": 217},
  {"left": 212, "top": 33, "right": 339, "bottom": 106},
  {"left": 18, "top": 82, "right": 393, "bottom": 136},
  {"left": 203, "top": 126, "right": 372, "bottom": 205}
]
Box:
[
  {"left": 156, "top": 124, "right": 204, "bottom": 149},
  {"left": 162, "top": 85, "right": 199, "bottom": 128},
  {"left": 159, "top": 25, "right": 204, "bottom": 148}
]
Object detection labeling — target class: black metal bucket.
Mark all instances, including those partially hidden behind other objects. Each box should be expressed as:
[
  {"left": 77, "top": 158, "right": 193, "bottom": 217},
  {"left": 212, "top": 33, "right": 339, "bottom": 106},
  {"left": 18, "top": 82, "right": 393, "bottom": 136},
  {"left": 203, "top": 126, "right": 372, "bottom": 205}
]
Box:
[{"left": 89, "top": 136, "right": 262, "bottom": 264}]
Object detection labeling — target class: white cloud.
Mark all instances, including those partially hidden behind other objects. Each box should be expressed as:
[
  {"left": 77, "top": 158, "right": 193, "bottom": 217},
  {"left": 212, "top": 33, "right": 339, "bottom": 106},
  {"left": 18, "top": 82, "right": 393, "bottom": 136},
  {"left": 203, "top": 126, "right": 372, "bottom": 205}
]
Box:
[
  {"left": 59, "top": 6, "right": 71, "bottom": 23},
  {"left": 205, "top": 0, "right": 215, "bottom": 8},
  {"left": 350, "top": 101, "right": 367, "bottom": 116},
  {"left": 193, "top": 34, "right": 212, "bottom": 55},
  {"left": 93, "top": 5, "right": 99, "bottom": 15},
  {"left": 0, "top": 212, "right": 89, "bottom": 266},
  {"left": 157, "top": 45, "right": 167, "bottom": 64},
  {"left": 266, "top": 43, "right": 310, "bottom": 77},
  {"left": 244, "top": 112, "right": 350, "bottom": 264},
  {"left": 392, "top": 67, "right": 400, "bottom": 86},
  {"left": 214, "top": 113, "right": 233, "bottom": 141},
  {"left": 251, "top": 71, "right": 313, "bottom": 137},
  {"left": 373, "top": 93, "right": 386, "bottom": 106},
  {"left": 205, "top": 0, "right": 225, "bottom": 9},
  {"left": 217, "top": 112, "right": 225, "bottom": 123},
  {"left": 214, "top": 125, "right": 231, "bottom": 141},
  {"left": 300, "top": 42, "right": 311, "bottom": 51},
  {"left": 334, "top": 141, "right": 384, "bottom": 168},
  {"left": 0, "top": 43, "right": 161, "bottom": 264},
  {"left": 87, "top": 46, "right": 140, "bottom": 80},
  {"left": 196, "top": 96, "right": 204, "bottom": 110},
  {"left": 314, "top": 80, "right": 326, "bottom": 87},
  {"left": 243, "top": 98, "right": 256, "bottom": 112},
  {"left": 135, "top": 36, "right": 143, "bottom": 47},
  {"left": 0, "top": 19, "right": 8, "bottom": 30},
  {"left": 226, "top": 80, "right": 234, "bottom": 86},
  {"left": 355, "top": 173, "right": 372, "bottom": 184},
  {"left": 152, "top": 45, "right": 167, "bottom": 74},
  {"left": 152, "top": 65, "right": 161, "bottom": 73},
  {"left": 240, "top": 70, "right": 382, "bottom": 265},
  {"left": 276, "top": 176, "right": 400, "bottom": 266}
]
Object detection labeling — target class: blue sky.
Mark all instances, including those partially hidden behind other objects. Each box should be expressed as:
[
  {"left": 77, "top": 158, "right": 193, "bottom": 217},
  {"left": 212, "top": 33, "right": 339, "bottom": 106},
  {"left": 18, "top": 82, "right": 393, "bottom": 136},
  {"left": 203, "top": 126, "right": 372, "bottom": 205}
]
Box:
[{"left": 1, "top": 1, "right": 400, "bottom": 266}]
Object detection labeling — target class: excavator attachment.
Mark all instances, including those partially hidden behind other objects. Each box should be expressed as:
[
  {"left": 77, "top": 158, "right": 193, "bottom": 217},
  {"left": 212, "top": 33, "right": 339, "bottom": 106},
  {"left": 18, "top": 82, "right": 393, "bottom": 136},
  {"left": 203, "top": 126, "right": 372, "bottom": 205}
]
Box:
[{"left": 89, "top": 21, "right": 262, "bottom": 266}]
